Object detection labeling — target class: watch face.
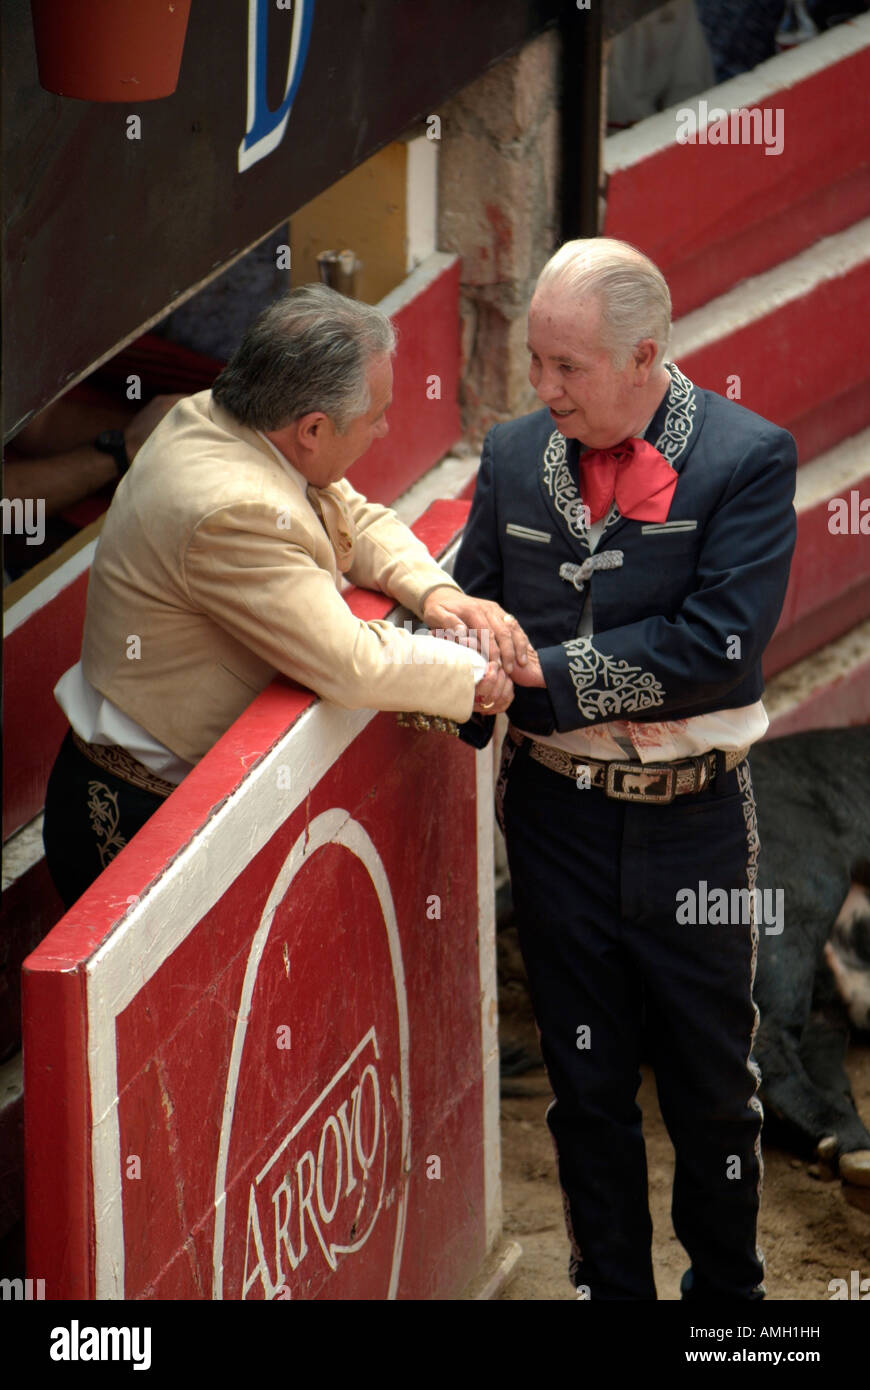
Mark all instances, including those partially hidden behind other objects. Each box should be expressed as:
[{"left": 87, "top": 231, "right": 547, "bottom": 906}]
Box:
[{"left": 95, "top": 428, "right": 129, "bottom": 476}]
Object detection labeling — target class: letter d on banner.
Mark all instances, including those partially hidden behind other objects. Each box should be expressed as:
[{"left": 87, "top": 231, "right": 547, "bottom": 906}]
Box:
[{"left": 238, "top": 0, "right": 315, "bottom": 173}]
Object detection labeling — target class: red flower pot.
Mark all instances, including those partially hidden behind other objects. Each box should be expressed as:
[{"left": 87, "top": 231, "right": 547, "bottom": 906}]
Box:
[{"left": 30, "top": 0, "right": 192, "bottom": 102}]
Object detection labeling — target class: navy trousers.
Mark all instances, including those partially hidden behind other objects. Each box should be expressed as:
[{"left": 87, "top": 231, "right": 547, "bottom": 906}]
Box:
[
  {"left": 499, "top": 736, "right": 765, "bottom": 1301},
  {"left": 43, "top": 729, "right": 170, "bottom": 911}
]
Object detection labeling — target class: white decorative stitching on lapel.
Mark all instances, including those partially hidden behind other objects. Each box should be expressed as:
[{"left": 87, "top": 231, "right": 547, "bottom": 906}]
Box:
[
  {"left": 563, "top": 636, "right": 665, "bottom": 719},
  {"left": 542, "top": 431, "right": 588, "bottom": 543},
  {"left": 654, "top": 363, "right": 697, "bottom": 466},
  {"left": 541, "top": 431, "right": 618, "bottom": 547},
  {"left": 540, "top": 362, "right": 696, "bottom": 544}
]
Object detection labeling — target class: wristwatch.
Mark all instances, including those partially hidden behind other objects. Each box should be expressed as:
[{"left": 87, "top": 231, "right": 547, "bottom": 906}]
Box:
[{"left": 94, "top": 428, "right": 130, "bottom": 479}]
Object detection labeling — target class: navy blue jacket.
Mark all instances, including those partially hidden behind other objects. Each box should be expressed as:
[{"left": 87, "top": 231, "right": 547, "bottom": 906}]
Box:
[{"left": 453, "top": 364, "right": 797, "bottom": 748}]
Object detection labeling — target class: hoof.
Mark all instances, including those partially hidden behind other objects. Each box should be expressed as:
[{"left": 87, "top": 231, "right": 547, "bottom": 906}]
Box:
[
  {"left": 839, "top": 1150, "right": 870, "bottom": 1189},
  {"left": 811, "top": 1136, "right": 838, "bottom": 1181}
]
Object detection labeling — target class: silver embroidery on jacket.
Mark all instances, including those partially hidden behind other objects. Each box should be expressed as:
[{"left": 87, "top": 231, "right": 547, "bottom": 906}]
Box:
[
  {"left": 540, "top": 362, "right": 697, "bottom": 540},
  {"left": 563, "top": 637, "right": 665, "bottom": 718},
  {"left": 654, "top": 362, "right": 697, "bottom": 465},
  {"left": 559, "top": 551, "right": 624, "bottom": 590},
  {"left": 542, "top": 431, "right": 597, "bottom": 545}
]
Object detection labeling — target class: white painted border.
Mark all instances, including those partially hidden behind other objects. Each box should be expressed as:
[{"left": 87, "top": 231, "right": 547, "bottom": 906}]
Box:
[
  {"left": 405, "top": 135, "right": 438, "bottom": 272},
  {"left": 3, "top": 538, "right": 98, "bottom": 637},
  {"left": 475, "top": 745, "right": 501, "bottom": 1252},
  {"left": 765, "top": 617, "right": 870, "bottom": 730},
  {"left": 669, "top": 218, "right": 870, "bottom": 357},
  {"left": 605, "top": 13, "right": 870, "bottom": 171},
  {"left": 794, "top": 427, "right": 870, "bottom": 511},
  {"left": 377, "top": 251, "right": 458, "bottom": 319},
  {"left": 390, "top": 455, "right": 479, "bottom": 530},
  {"left": 211, "top": 811, "right": 411, "bottom": 1300}
]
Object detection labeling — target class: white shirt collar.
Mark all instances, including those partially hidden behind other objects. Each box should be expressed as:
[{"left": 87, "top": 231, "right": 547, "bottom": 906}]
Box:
[{"left": 257, "top": 430, "right": 310, "bottom": 495}]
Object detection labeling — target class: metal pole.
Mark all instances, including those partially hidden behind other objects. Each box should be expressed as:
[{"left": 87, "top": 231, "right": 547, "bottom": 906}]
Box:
[
  {"left": 560, "top": 1, "right": 604, "bottom": 242},
  {"left": 316, "top": 249, "right": 361, "bottom": 298}
]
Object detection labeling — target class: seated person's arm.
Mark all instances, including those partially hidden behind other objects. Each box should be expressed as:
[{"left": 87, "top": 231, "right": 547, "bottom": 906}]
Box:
[{"left": 4, "top": 395, "right": 182, "bottom": 516}]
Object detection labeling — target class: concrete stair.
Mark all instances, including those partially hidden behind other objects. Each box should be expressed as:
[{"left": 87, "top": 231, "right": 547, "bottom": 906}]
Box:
[{"left": 604, "top": 15, "right": 870, "bottom": 734}]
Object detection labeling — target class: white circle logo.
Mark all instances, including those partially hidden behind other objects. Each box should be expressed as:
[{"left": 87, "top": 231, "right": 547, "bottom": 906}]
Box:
[{"left": 212, "top": 811, "right": 410, "bottom": 1299}]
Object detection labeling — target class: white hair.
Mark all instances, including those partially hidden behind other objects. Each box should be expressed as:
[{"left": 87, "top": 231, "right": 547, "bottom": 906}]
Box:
[{"left": 534, "top": 237, "right": 672, "bottom": 368}]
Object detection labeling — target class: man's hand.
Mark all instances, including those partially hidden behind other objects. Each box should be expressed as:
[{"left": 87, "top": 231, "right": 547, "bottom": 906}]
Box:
[
  {"left": 473, "top": 659, "right": 514, "bottom": 714},
  {"left": 508, "top": 647, "right": 546, "bottom": 689},
  {"left": 422, "top": 587, "right": 531, "bottom": 675}
]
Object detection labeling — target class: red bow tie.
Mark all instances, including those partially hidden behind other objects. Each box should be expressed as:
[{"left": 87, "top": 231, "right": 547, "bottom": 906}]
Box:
[{"left": 578, "top": 437, "right": 677, "bottom": 525}]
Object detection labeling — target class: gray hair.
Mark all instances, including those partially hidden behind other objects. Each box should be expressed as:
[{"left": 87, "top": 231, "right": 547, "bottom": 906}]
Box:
[
  {"left": 534, "top": 237, "right": 672, "bottom": 368},
  {"left": 211, "top": 283, "right": 396, "bottom": 433}
]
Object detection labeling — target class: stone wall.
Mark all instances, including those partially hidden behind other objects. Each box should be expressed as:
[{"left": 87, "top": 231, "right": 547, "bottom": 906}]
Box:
[{"left": 437, "top": 30, "right": 562, "bottom": 442}]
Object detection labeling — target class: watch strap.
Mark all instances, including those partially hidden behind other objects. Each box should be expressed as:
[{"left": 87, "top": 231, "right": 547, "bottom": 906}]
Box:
[{"left": 94, "top": 428, "right": 130, "bottom": 478}]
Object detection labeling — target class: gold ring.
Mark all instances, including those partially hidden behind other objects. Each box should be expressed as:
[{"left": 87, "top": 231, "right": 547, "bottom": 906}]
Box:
[
  {"left": 502, "top": 613, "right": 514, "bottom": 623},
  {"left": 481, "top": 701, "right": 495, "bottom": 709}
]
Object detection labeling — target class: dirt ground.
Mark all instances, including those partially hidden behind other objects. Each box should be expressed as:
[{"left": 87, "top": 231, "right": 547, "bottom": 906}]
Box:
[{"left": 495, "top": 925, "right": 870, "bottom": 1302}]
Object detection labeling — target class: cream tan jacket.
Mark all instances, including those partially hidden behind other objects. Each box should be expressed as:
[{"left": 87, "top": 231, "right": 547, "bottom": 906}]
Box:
[{"left": 81, "top": 391, "right": 475, "bottom": 764}]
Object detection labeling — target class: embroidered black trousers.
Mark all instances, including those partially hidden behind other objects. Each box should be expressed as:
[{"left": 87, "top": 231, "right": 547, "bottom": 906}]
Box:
[
  {"left": 42, "top": 729, "right": 170, "bottom": 911},
  {"left": 499, "top": 736, "right": 765, "bottom": 1301}
]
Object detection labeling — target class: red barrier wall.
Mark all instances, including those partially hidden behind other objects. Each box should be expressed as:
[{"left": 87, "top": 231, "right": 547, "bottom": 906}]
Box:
[
  {"left": 676, "top": 256, "right": 870, "bottom": 464},
  {"left": 2, "top": 256, "right": 463, "bottom": 845},
  {"left": 22, "top": 503, "right": 500, "bottom": 1301},
  {"left": 347, "top": 255, "right": 461, "bottom": 505},
  {"left": 2, "top": 530, "right": 98, "bottom": 841}
]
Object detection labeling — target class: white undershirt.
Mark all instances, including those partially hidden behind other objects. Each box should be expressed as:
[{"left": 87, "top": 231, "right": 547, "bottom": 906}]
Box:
[{"left": 54, "top": 664, "right": 195, "bottom": 784}]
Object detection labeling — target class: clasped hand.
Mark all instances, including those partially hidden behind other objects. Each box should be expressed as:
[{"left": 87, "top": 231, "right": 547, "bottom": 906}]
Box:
[{"left": 420, "top": 588, "right": 546, "bottom": 714}]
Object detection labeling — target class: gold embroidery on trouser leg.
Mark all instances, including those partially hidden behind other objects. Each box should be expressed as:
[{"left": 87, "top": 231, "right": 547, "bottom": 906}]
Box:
[
  {"left": 87, "top": 780, "right": 128, "bottom": 868},
  {"left": 545, "top": 1095, "right": 585, "bottom": 1291},
  {"left": 737, "top": 760, "right": 765, "bottom": 1293},
  {"left": 494, "top": 734, "right": 519, "bottom": 835}
]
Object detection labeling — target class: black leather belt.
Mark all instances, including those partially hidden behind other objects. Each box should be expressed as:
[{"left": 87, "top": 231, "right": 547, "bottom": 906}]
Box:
[{"left": 508, "top": 727, "right": 749, "bottom": 804}]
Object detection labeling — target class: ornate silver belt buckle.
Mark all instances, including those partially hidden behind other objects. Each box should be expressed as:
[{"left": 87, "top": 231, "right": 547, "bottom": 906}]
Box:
[{"left": 605, "top": 760, "right": 677, "bottom": 804}]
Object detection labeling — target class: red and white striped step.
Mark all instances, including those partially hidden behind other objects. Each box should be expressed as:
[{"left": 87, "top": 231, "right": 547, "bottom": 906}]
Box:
[
  {"left": 604, "top": 19, "right": 870, "bottom": 734},
  {"left": 670, "top": 219, "right": 870, "bottom": 467},
  {"left": 767, "top": 427, "right": 870, "bottom": 676},
  {"left": 604, "top": 15, "right": 870, "bottom": 318}
]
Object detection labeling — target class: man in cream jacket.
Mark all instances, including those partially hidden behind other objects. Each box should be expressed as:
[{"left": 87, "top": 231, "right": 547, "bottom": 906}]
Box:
[{"left": 43, "top": 285, "right": 522, "bottom": 907}]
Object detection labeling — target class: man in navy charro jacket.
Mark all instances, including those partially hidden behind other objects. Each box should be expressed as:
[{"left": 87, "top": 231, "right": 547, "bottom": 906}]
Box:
[{"left": 454, "top": 237, "right": 797, "bottom": 1300}]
